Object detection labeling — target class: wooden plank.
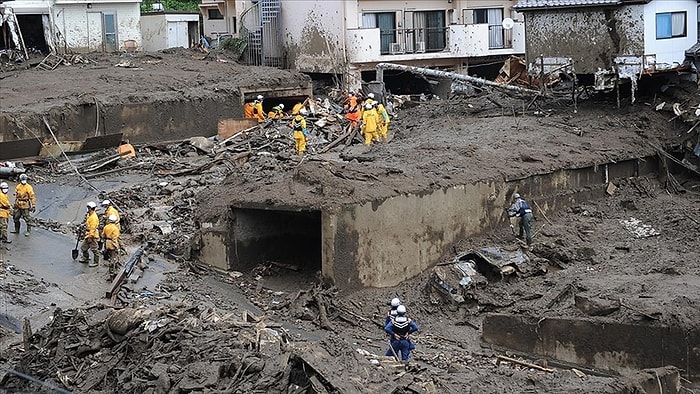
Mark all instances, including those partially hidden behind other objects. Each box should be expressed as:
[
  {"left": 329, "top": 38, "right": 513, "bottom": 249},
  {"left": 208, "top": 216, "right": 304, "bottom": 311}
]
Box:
[{"left": 217, "top": 118, "right": 258, "bottom": 139}]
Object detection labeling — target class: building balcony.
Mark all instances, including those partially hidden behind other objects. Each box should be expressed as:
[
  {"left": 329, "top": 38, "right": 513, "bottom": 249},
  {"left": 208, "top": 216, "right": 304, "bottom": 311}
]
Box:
[{"left": 345, "top": 22, "right": 525, "bottom": 64}]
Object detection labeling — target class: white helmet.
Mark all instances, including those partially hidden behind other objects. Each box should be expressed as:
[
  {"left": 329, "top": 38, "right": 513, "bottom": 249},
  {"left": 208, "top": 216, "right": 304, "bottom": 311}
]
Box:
[
  {"left": 397, "top": 305, "right": 407, "bottom": 315},
  {"left": 299, "top": 109, "right": 308, "bottom": 116},
  {"left": 391, "top": 298, "right": 401, "bottom": 307},
  {"left": 0, "top": 182, "right": 8, "bottom": 191},
  {"left": 87, "top": 201, "right": 97, "bottom": 209},
  {"left": 257, "top": 95, "right": 264, "bottom": 101},
  {"left": 108, "top": 214, "right": 118, "bottom": 223},
  {"left": 513, "top": 193, "right": 521, "bottom": 199},
  {"left": 368, "top": 93, "right": 375, "bottom": 99},
  {"left": 101, "top": 199, "right": 111, "bottom": 206},
  {"left": 19, "top": 173, "right": 28, "bottom": 183},
  {"left": 278, "top": 103, "right": 284, "bottom": 109}
]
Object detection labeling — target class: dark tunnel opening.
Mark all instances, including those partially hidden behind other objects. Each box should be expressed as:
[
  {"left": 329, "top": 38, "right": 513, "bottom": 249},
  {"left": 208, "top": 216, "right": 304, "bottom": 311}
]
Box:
[
  {"left": 361, "top": 70, "right": 433, "bottom": 95},
  {"left": 230, "top": 208, "right": 322, "bottom": 273}
]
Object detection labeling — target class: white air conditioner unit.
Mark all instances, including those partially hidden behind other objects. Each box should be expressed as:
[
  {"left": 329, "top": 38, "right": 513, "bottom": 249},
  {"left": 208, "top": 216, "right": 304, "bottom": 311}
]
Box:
[
  {"left": 389, "top": 43, "right": 404, "bottom": 55},
  {"left": 415, "top": 41, "right": 425, "bottom": 53}
]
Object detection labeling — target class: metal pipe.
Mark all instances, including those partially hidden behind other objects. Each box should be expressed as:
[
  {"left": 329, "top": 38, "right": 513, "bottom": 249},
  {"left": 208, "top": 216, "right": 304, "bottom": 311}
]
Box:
[
  {"left": 376, "top": 62, "right": 541, "bottom": 95},
  {"left": 0, "top": 166, "right": 26, "bottom": 176}
]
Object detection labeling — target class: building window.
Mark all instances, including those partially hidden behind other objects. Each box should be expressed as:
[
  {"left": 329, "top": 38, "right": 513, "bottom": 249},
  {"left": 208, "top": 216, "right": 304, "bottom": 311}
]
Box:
[
  {"left": 208, "top": 8, "right": 224, "bottom": 20},
  {"left": 362, "top": 12, "right": 396, "bottom": 54},
  {"left": 413, "top": 10, "right": 446, "bottom": 52},
  {"left": 656, "top": 11, "right": 686, "bottom": 39}
]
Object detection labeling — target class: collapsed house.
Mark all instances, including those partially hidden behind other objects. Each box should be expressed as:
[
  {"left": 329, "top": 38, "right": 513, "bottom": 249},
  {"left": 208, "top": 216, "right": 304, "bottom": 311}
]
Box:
[{"left": 514, "top": 0, "right": 700, "bottom": 101}]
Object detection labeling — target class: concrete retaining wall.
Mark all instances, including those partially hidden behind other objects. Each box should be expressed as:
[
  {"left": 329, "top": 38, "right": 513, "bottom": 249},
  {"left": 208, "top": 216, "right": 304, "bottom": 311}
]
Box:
[
  {"left": 324, "top": 158, "right": 657, "bottom": 288},
  {"left": 482, "top": 313, "right": 699, "bottom": 380},
  {"left": 0, "top": 96, "right": 243, "bottom": 144}
]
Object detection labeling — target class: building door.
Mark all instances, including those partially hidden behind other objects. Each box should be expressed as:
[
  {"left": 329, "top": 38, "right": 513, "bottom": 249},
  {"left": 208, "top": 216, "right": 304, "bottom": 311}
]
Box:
[
  {"left": 86, "top": 11, "right": 118, "bottom": 52},
  {"left": 103, "top": 12, "right": 118, "bottom": 52},
  {"left": 473, "top": 8, "right": 504, "bottom": 49},
  {"left": 86, "top": 12, "right": 103, "bottom": 51}
]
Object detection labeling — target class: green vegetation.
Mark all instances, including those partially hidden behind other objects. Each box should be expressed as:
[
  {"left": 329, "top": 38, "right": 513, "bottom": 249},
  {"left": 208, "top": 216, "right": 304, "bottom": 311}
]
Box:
[{"left": 140, "top": 0, "right": 200, "bottom": 13}]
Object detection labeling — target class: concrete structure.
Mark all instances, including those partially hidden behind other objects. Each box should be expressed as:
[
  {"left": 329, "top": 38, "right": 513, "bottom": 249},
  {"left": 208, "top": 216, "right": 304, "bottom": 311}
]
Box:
[
  {"left": 514, "top": 0, "right": 697, "bottom": 80},
  {"left": 198, "top": 0, "right": 526, "bottom": 87},
  {"left": 483, "top": 313, "right": 700, "bottom": 380},
  {"left": 197, "top": 157, "right": 658, "bottom": 289},
  {"left": 141, "top": 11, "right": 199, "bottom": 52},
  {"left": 2, "top": 0, "right": 142, "bottom": 53}
]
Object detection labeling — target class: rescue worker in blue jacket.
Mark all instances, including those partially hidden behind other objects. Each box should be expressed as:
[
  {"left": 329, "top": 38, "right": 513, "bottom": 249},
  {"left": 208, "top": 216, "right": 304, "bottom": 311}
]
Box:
[
  {"left": 385, "top": 305, "right": 419, "bottom": 361},
  {"left": 385, "top": 297, "right": 402, "bottom": 326},
  {"left": 507, "top": 192, "right": 534, "bottom": 246}
]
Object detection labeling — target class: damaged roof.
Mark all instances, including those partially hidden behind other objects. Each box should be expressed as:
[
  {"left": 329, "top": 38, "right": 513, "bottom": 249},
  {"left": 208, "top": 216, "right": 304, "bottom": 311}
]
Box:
[{"left": 514, "top": 0, "right": 650, "bottom": 11}]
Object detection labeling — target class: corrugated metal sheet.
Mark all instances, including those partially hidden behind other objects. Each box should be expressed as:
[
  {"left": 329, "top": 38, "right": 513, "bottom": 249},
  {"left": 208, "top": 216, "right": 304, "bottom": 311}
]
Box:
[{"left": 514, "top": 0, "right": 648, "bottom": 10}]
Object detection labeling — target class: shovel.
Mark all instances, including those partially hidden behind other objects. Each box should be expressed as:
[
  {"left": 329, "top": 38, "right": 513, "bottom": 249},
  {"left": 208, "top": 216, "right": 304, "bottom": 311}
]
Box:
[{"left": 71, "top": 236, "right": 80, "bottom": 260}]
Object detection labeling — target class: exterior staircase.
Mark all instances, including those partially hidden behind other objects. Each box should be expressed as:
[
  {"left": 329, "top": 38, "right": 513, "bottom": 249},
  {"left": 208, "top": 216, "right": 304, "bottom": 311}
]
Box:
[{"left": 240, "top": 0, "right": 283, "bottom": 67}]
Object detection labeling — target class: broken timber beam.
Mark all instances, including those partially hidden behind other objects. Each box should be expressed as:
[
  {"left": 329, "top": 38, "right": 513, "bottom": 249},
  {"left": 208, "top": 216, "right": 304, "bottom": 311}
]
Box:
[
  {"left": 376, "top": 63, "right": 541, "bottom": 96},
  {"left": 319, "top": 125, "right": 353, "bottom": 153},
  {"left": 497, "top": 355, "right": 555, "bottom": 373},
  {"left": 106, "top": 243, "right": 148, "bottom": 299}
]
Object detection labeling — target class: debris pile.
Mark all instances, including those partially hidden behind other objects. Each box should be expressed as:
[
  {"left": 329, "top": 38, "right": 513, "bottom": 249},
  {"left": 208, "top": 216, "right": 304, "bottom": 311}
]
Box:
[{"left": 0, "top": 303, "right": 341, "bottom": 393}]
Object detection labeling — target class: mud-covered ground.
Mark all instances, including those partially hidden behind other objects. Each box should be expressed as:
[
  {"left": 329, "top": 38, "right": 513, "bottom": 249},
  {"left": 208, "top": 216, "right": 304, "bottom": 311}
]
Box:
[{"left": 1, "top": 49, "right": 699, "bottom": 393}]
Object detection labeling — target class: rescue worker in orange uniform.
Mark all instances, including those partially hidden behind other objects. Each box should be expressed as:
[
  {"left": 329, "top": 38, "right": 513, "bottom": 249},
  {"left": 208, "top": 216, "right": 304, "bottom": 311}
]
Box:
[
  {"left": 243, "top": 101, "right": 256, "bottom": 119},
  {"left": 361, "top": 103, "right": 379, "bottom": 146},
  {"left": 344, "top": 93, "right": 361, "bottom": 128},
  {"left": 101, "top": 214, "right": 121, "bottom": 278},
  {"left": 12, "top": 173, "right": 36, "bottom": 236},
  {"left": 291, "top": 109, "right": 308, "bottom": 155},
  {"left": 79, "top": 201, "right": 101, "bottom": 267},
  {"left": 253, "top": 95, "right": 265, "bottom": 123},
  {"left": 0, "top": 182, "right": 11, "bottom": 244}
]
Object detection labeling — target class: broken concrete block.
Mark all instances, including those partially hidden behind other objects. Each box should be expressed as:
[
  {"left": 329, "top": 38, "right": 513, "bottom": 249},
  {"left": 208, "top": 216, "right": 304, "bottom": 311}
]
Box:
[
  {"left": 107, "top": 308, "right": 154, "bottom": 335},
  {"left": 188, "top": 136, "right": 215, "bottom": 153},
  {"left": 574, "top": 294, "right": 620, "bottom": 316},
  {"left": 257, "top": 328, "right": 281, "bottom": 357},
  {"left": 606, "top": 182, "right": 617, "bottom": 196}
]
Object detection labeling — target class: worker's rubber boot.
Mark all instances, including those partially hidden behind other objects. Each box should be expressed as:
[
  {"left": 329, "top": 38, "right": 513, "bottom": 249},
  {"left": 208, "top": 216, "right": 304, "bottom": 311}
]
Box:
[
  {"left": 11, "top": 221, "right": 20, "bottom": 234},
  {"left": 89, "top": 254, "right": 99, "bottom": 267},
  {"left": 79, "top": 253, "right": 89, "bottom": 264},
  {"left": 24, "top": 225, "right": 31, "bottom": 237}
]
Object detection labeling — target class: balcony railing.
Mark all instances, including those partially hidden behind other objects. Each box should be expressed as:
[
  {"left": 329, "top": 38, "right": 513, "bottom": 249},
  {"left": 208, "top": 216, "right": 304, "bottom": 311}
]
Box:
[
  {"left": 345, "top": 22, "right": 524, "bottom": 64},
  {"left": 379, "top": 27, "right": 448, "bottom": 55},
  {"left": 488, "top": 25, "right": 513, "bottom": 50}
]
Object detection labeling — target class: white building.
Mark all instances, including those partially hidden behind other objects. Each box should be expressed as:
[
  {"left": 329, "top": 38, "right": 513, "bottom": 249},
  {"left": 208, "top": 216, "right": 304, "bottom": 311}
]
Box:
[
  {"left": 198, "top": 0, "right": 526, "bottom": 88},
  {"left": 1, "top": 0, "right": 142, "bottom": 54},
  {"left": 141, "top": 11, "right": 199, "bottom": 52}
]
